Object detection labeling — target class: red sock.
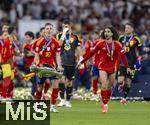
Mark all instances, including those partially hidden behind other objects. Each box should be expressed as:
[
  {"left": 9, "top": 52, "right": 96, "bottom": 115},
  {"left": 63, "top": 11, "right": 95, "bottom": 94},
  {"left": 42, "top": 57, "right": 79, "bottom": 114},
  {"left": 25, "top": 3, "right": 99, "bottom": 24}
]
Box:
[
  {"left": 7, "top": 81, "right": 14, "bottom": 98},
  {"left": 2, "top": 77, "right": 11, "bottom": 98},
  {"left": 101, "top": 90, "right": 109, "bottom": 105},
  {"left": 44, "top": 81, "right": 50, "bottom": 94},
  {"left": 35, "top": 90, "right": 42, "bottom": 100},
  {"left": 92, "top": 79, "right": 98, "bottom": 94},
  {"left": 34, "top": 85, "right": 42, "bottom": 100},
  {"left": 51, "top": 88, "right": 59, "bottom": 105}
]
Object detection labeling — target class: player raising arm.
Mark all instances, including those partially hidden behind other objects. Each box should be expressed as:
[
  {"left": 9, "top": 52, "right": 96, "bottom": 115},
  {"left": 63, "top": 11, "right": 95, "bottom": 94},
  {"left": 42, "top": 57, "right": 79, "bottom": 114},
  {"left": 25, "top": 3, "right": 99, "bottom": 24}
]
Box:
[{"left": 77, "top": 26, "right": 131, "bottom": 113}]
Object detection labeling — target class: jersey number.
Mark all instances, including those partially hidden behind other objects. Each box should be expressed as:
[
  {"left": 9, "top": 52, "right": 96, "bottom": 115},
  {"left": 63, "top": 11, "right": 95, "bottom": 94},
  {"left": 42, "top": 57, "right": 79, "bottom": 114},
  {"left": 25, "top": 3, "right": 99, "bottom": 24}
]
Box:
[{"left": 45, "top": 52, "right": 51, "bottom": 57}]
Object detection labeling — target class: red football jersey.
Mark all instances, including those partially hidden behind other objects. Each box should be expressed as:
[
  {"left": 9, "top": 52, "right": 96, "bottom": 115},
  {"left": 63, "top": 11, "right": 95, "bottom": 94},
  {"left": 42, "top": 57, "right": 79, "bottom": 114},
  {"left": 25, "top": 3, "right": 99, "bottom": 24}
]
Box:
[
  {"left": 81, "top": 40, "right": 92, "bottom": 57},
  {"left": 32, "top": 37, "right": 60, "bottom": 67},
  {"left": 81, "top": 40, "right": 128, "bottom": 73},
  {"left": 1, "top": 37, "right": 15, "bottom": 63},
  {"left": 23, "top": 43, "right": 34, "bottom": 68},
  {"left": 93, "top": 40, "right": 101, "bottom": 66}
]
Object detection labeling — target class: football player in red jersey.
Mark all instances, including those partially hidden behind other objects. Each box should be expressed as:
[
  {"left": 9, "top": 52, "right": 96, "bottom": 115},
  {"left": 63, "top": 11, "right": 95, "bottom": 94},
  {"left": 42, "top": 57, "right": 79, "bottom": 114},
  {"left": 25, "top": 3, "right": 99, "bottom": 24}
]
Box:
[
  {"left": 77, "top": 26, "right": 131, "bottom": 113},
  {"left": 32, "top": 23, "right": 62, "bottom": 113},
  {"left": 0, "top": 25, "right": 20, "bottom": 102},
  {"left": 22, "top": 31, "right": 36, "bottom": 97},
  {"left": 23, "top": 31, "right": 35, "bottom": 69},
  {"left": 0, "top": 23, "right": 9, "bottom": 101},
  {"left": 0, "top": 23, "right": 9, "bottom": 100}
]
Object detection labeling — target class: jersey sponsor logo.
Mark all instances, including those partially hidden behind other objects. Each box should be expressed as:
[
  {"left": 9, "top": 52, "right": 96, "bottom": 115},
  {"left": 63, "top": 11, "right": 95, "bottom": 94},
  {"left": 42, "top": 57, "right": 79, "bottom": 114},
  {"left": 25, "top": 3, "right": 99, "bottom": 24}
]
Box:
[{"left": 51, "top": 43, "right": 55, "bottom": 50}]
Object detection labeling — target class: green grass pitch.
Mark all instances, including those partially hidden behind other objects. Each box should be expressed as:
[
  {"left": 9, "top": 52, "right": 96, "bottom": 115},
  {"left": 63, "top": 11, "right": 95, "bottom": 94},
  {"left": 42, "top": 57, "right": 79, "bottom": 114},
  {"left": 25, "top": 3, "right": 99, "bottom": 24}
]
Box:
[{"left": 50, "top": 100, "right": 150, "bottom": 125}]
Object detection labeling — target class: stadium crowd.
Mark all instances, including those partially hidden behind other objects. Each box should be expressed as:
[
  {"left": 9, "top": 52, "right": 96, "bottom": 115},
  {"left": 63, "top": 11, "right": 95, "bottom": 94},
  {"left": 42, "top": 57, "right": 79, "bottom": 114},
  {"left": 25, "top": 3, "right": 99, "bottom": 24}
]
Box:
[
  {"left": 0, "top": 0, "right": 149, "bottom": 56},
  {"left": 0, "top": 0, "right": 149, "bottom": 33}
]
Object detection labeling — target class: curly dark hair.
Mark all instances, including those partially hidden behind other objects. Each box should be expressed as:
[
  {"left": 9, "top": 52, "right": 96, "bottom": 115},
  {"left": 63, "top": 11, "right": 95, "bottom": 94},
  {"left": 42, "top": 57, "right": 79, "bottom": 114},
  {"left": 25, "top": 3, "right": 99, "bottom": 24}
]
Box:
[{"left": 101, "top": 26, "right": 119, "bottom": 40}]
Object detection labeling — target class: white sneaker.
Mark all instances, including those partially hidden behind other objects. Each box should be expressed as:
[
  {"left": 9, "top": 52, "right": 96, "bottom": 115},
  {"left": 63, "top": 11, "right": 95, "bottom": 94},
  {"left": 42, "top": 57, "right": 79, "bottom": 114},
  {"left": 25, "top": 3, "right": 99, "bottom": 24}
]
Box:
[
  {"left": 6, "top": 98, "right": 14, "bottom": 103},
  {"left": 1, "top": 98, "right": 13, "bottom": 103},
  {"left": 65, "top": 101, "right": 72, "bottom": 108},
  {"left": 50, "top": 105, "right": 58, "bottom": 113},
  {"left": 72, "top": 93, "right": 83, "bottom": 100},
  {"left": 1, "top": 98, "right": 7, "bottom": 103},
  {"left": 84, "top": 92, "right": 91, "bottom": 100},
  {"left": 90, "top": 94, "right": 99, "bottom": 101},
  {"left": 57, "top": 99, "right": 66, "bottom": 107}
]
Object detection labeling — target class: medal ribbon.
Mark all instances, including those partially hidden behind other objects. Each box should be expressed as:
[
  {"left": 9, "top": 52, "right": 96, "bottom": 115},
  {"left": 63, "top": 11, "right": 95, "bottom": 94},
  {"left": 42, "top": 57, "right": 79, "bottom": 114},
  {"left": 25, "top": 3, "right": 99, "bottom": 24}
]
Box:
[
  {"left": 0, "top": 39, "right": 4, "bottom": 46},
  {"left": 12, "top": 39, "right": 20, "bottom": 52},
  {"left": 42, "top": 36, "right": 53, "bottom": 52},
  {"left": 106, "top": 41, "right": 114, "bottom": 60},
  {"left": 65, "top": 34, "right": 71, "bottom": 45},
  {"left": 123, "top": 34, "right": 134, "bottom": 46},
  {"left": 82, "top": 40, "right": 86, "bottom": 49}
]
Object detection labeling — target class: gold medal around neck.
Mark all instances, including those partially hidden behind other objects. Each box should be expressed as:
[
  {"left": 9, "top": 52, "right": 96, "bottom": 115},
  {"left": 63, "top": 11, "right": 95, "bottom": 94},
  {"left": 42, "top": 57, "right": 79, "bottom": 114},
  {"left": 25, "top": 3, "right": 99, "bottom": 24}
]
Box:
[
  {"left": 64, "top": 43, "right": 71, "bottom": 51},
  {"left": 129, "top": 40, "right": 134, "bottom": 46},
  {"left": 125, "top": 46, "right": 130, "bottom": 52},
  {"left": 107, "top": 50, "right": 114, "bottom": 60},
  {"left": 107, "top": 53, "right": 111, "bottom": 57}
]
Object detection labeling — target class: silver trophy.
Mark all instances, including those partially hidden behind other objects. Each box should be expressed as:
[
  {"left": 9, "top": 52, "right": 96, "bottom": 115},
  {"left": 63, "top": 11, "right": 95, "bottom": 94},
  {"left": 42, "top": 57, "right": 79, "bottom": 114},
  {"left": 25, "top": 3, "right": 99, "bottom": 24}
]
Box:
[{"left": 30, "top": 65, "right": 63, "bottom": 78}]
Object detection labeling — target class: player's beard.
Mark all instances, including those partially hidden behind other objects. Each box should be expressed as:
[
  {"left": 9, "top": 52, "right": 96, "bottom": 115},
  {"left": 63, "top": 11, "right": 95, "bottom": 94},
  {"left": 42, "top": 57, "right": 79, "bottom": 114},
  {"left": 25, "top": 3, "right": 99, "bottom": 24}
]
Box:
[
  {"left": 46, "top": 32, "right": 52, "bottom": 39},
  {"left": 105, "top": 35, "right": 110, "bottom": 40},
  {"left": 125, "top": 29, "right": 133, "bottom": 36}
]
